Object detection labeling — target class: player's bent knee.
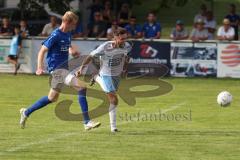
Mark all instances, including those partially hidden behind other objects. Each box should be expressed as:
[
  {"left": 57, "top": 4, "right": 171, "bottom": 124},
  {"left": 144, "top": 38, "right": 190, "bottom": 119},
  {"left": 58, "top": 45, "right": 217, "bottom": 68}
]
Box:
[
  {"left": 48, "top": 89, "right": 60, "bottom": 102},
  {"left": 48, "top": 96, "right": 58, "bottom": 102},
  {"left": 108, "top": 93, "right": 118, "bottom": 105}
]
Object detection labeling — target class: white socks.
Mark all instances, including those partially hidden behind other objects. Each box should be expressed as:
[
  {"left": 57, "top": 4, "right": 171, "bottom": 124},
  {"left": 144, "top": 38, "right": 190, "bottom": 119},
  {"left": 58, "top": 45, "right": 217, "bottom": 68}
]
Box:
[{"left": 109, "top": 103, "right": 117, "bottom": 130}]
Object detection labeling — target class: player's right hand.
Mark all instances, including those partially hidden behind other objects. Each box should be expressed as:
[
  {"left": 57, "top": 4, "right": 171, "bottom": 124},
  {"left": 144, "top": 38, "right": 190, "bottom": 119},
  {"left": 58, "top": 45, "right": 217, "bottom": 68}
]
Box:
[
  {"left": 36, "top": 68, "right": 44, "bottom": 75},
  {"left": 75, "top": 66, "right": 85, "bottom": 77}
]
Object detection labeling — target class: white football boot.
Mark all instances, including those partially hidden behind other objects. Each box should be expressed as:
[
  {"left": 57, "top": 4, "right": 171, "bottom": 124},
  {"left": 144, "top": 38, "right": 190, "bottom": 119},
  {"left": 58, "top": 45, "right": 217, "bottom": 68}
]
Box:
[
  {"left": 19, "top": 108, "right": 28, "bottom": 129},
  {"left": 84, "top": 120, "right": 101, "bottom": 130}
]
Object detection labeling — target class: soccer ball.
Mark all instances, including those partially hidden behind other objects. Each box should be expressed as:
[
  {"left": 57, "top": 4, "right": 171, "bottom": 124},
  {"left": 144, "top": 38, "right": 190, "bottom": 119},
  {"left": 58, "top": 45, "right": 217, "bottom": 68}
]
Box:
[{"left": 217, "top": 91, "right": 232, "bottom": 107}]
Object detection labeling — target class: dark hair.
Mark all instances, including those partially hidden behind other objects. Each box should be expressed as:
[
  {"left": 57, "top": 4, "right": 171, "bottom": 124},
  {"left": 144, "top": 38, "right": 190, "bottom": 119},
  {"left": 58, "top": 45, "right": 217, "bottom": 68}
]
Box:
[
  {"left": 14, "top": 25, "right": 20, "bottom": 29},
  {"left": 20, "top": 19, "right": 27, "bottom": 22},
  {"left": 147, "top": 11, "right": 156, "bottom": 16},
  {"left": 2, "top": 16, "right": 9, "bottom": 19},
  {"left": 113, "top": 28, "right": 127, "bottom": 36},
  {"left": 130, "top": 15, "right": 137, "bottom": 19},
  {"left": 230, "top": 3, "right": 236, "bottom": 9}
]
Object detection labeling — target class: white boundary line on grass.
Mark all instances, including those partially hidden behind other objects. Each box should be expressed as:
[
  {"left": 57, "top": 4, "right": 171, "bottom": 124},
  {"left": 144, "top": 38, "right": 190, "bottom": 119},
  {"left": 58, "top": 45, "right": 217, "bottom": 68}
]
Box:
[{"left": 0, "top": 102, "right": 186, "bottom": 155}]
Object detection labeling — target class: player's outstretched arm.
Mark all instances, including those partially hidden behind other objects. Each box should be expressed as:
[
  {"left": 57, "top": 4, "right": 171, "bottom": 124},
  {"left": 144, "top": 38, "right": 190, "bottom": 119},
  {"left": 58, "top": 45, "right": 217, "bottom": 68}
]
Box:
[
  {"left": 69, "top": 44, "right": 80, "bottom": 58},
  {"left": 75, "top": 55, "right": 93, "bottom": 77},
  {"left": 36, "top": 45, "right": 48, "bottom": 75}
]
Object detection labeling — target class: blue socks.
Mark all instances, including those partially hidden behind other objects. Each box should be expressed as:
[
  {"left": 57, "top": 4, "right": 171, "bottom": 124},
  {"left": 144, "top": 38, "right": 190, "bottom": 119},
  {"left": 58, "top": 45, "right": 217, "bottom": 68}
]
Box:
[
  {"left": 78, "top": 89, "right": 90, "bottom": 124},
  {"left": 25, "top": 96, "right": 52, "bottom": 117},
  {"left": 24, "top": 90, "right": 90, "bottom": 125}
]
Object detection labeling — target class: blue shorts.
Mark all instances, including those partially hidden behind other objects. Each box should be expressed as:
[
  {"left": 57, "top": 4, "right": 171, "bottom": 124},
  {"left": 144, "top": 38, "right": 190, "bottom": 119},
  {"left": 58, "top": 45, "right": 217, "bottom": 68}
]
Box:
[{"left": 96, "top": 75, "right": 120, "bottom": 93}]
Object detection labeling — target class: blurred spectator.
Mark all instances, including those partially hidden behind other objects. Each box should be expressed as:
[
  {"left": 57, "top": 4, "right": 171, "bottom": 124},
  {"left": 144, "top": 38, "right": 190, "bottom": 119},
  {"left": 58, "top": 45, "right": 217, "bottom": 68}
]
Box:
[
  {"left": 87, "top": 11, "right": 107, "bottom": 38},
  {"left": 204, "top": 11, "right": 216, "bottom": 40},
  {"left": 142, "top": 12, "right": 161, "bottom": 39},
  {"left": 124, "top": 16, "right": 142, "bottom": 38},
  {"left": 107, "top": 20, "right": 122, "bottom": 39},
  {"left": 225, "top": 4, "right": 240, "bottom": 40},
  {"left": 40, "top": 16, "right": 60, "bottom": 37},
  {"left": 217, "top": 18, "right": 235, "bottom": 41},
  {"left": 170, "top": 20, "right": 189, "bottom": 40},
  {"left": 7, "top": 25, "right": 22, "bottom": 75},
  {"left": 72, "top": 22, "right": 84, "bottom": 38},
  {"left": 102, "top": 0, "right": 114, "bottom": 28},
  {"left": 19, "top": 19, "right": 29, "bottom": 38},
  {"left": 118, "top": 3, "right": 132, "bottom": 27},
  {"left": 190, "top": 18, "right": 208, "bottom": 42},
  {"left": 194, "top": 4, "right": 207, "bottom": 27},
  {"left": 0, "top": 16, "right": 13, "bottom": 36},
  {"left": 88, "top": 0, "right": 104, "bottom": 23}
]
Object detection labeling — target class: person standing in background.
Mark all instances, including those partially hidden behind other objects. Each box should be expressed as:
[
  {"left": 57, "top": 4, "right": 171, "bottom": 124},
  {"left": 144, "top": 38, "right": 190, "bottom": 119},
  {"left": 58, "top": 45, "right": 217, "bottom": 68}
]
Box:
[
  {"left": 204, "top": 11, "right": 216, "bottom": 40},
  {"left": 19, "top": 19, "right": 30, "bottom": 38},
  {"left": 225, "top": 4, "right": 240, "bottom": 40},
  {"left": 0, "top": 16, "right": 13, "bottom": 36},
  {"left": 40, "top": 16, "right": 60, "bottom": 37},
  {"left": 7, "top": 26, "right": 22, "bottom": 75},
  {"left": 124, "top": 16, "right": 142, "bottom": 39},
  {"left": 142, "top": 12, "right": 161, "bottom": 39}
]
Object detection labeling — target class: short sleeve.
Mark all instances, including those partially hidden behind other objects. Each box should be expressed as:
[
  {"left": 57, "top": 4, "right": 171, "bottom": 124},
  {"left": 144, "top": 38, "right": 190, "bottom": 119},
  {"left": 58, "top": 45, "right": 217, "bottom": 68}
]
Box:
[
  {"left": 42, "top": 33, "right": 58, "bottom": 49},
  {"left": 41, "top": 24, "right": 49, "bottom": 35},
  {"left": 142, "top": 23, "right": 147, "bottom": 32},
  {"left": 190, "top": 29, "right": 196, "bottom": 37},
  {"left": 90, "top": 42, "right": 107, "bottom": 57},
  {"left": 184, "top": 29, "right": 189, "bottom": 37},
  {"left": 124, "top": 42, "right": 132, "bottom": 56},
  {"left": 170, "top": 28, "right": 175, "bottom": 38},
  {"left": 230, "top": 28, "right": 235, "bottom": 36},
  {"left": 136, "top": 25, "right": 142, "bottom": 33},
  {"left": 157, "top": 23, "right": 161, "bottom": 32},
  {"left": 217, "top": 27, "right": 222, "bottom": 36}
]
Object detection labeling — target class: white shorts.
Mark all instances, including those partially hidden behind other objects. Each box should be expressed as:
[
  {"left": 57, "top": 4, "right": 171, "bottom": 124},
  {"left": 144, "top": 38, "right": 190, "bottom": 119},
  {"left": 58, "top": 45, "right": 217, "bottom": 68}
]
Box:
[{"left": 95, "top": 74, "right": 120, "bottom": 93}]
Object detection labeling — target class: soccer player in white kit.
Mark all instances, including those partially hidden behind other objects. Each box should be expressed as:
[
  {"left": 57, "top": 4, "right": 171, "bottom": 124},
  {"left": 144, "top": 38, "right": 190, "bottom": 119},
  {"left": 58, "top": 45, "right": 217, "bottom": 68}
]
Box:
[{"left": 76, "top": 29, "right": 131, "bottom": 132}]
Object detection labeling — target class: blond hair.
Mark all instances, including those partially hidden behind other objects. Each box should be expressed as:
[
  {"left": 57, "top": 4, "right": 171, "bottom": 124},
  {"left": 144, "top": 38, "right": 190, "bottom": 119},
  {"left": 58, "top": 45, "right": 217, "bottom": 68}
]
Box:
[{"left": 62, "top": 11, "right": 79, "bottom": 23}]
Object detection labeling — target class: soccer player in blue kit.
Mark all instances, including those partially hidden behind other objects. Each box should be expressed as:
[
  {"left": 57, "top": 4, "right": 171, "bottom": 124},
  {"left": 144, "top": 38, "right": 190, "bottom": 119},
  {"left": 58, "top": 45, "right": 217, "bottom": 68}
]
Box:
[{"left": 19, "top": 11, "right": 100, "bottom": 130}]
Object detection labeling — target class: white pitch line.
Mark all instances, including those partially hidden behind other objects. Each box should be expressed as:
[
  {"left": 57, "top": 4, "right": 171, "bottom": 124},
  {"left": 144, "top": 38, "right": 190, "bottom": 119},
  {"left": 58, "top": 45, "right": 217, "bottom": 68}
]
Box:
[
  {"left": 0, "top": 132, "right": 77, "bottom": 155},
  {"left": 0, "top": 102, "right": 186, "bottom": 155}
]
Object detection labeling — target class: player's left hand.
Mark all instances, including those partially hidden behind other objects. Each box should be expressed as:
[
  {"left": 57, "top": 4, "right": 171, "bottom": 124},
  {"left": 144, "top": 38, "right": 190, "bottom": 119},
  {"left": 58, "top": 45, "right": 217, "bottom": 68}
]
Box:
[
  {"left": 69, "top": 44, "right": 80, "bottom": 58},
  {"left": 75, "top": 65, "right": 84, "bottom": 77},
  {"left": 71, "top": 51, "right": 80, "bottom": 58}
]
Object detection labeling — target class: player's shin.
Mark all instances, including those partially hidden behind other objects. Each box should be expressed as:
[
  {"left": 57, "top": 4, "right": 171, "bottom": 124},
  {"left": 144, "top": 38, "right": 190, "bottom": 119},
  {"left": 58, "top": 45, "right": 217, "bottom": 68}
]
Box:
[
  {"left": 109, "top": 103, "right": 117, "bottom": 130},
  {"left": 78, "top": 89, "right": 90, "bottom": 124},
  {"left": 25, "top": 96, "right": 52, "bottom": 117}
]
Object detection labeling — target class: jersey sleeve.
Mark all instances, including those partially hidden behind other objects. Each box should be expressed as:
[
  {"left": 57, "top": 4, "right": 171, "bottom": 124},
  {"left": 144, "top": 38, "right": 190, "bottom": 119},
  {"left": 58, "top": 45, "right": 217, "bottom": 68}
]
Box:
[
  {"left": 42, "top": 33, "right": 59, "bottom": 49},
  {"left": 136, "top": 25, "right": 142, "bottom": 33},
  {"left": 124, "top": 42, "right": 132, "bottom": 56},
  {"left": 41, "top": 24, "right": 48, "bottom": 35},
  {"left": 157, "top": 23, "right": 162, "bottom": 32},
  {"left": 89, "top": 42, "right": 107, "bottom": 57}
]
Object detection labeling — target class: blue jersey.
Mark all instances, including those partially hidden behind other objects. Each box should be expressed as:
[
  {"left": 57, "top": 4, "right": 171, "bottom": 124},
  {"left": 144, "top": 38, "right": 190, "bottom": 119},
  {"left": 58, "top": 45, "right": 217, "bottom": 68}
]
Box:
[
  {"left": 9, "top": 34, "right": 22, "bottom": 56},
  {"left": 42, "top": 28, "right": 71, "bottom": 72},
  {"left": 225, "top": 14, "right": 240, "bottom": 28},
  {"left": 142, "top": 22, "right": 161, "bottom": 38},
  {"left": 124, "top": 24, "right": 142, "bottom": 36}
]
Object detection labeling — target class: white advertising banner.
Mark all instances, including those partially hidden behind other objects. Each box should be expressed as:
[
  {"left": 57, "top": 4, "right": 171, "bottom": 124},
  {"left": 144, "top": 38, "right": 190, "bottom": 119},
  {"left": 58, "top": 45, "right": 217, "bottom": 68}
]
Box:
[
  {"left": 217, "top": 43, "right": 240, "bottom": 78},
  {"left": 171, "top": 42, "right": 217, "bottom": 77}
]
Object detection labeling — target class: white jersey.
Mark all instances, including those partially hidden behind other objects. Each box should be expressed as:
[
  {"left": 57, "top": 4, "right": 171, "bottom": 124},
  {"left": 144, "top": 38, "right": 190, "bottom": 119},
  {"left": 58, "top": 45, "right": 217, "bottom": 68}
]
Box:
[{"left": 90, "top": 41, "right": 131, "bottom": 76}]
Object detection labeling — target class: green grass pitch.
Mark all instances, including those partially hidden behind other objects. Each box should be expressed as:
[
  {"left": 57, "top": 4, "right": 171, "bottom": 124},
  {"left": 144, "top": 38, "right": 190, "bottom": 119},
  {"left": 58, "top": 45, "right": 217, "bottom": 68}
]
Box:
[{"left": 0, "top": 74, "right": 240, "bottom": 160}]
